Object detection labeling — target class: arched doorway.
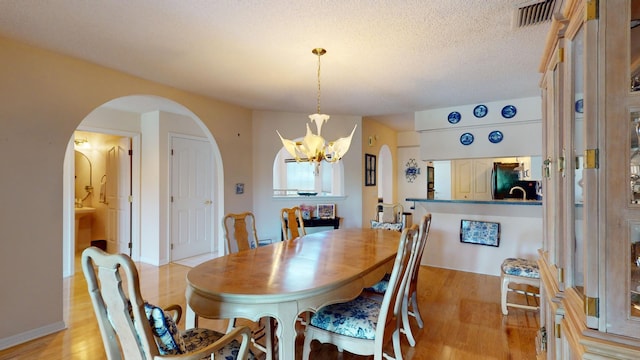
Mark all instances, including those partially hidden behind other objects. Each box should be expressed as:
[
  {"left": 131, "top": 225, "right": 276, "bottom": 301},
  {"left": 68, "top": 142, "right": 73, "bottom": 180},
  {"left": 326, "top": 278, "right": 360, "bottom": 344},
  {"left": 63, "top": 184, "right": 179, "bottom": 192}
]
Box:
[
  {"left": 62, "top": 95, "right": 225, "bottom": 276},
  {"left": 377, "top": 145, "right": 393, "bottom": 203}
]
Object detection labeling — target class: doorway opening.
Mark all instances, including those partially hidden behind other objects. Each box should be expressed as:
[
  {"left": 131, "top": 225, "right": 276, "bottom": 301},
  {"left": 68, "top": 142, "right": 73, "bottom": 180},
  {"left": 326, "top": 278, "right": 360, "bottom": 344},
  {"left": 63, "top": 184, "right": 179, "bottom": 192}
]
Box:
[
  {"left": 377, "top": 145, "right": 393, "bottom": 203},
  {"left": 62, "top": 95, "right": 225, "bottom": 276}
]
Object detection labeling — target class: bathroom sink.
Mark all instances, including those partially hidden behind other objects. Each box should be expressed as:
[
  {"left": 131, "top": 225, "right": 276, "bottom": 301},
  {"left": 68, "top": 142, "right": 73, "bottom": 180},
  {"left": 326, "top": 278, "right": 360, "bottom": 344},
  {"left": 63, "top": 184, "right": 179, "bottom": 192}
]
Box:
[{"left": 75, "top": 207, "right": 96, "bottom": 218}]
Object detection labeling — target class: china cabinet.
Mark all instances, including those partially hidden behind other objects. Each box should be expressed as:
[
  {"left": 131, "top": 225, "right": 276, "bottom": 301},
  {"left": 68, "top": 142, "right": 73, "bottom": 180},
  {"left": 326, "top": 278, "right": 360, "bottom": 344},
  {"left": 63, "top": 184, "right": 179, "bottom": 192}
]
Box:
[{"left": 539, "top": 0, "right": 640, "bottom": 358}]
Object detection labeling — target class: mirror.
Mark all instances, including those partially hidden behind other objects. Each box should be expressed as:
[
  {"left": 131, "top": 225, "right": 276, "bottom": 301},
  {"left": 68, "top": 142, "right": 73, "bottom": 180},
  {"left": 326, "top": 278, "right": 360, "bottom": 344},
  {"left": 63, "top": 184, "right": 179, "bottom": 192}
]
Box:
[
  {"left": 74, "top": 150, "right": 93, "bottom": 206},
  {"left": 432, "top": 156, "right": 542, "bottom": 200}
]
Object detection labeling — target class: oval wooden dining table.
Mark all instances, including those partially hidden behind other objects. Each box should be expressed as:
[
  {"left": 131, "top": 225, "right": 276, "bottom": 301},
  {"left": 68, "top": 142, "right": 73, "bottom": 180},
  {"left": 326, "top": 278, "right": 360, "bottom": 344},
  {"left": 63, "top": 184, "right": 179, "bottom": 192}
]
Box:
[{"left": 185, "top": 227, "right": 401, "bottom": 360}]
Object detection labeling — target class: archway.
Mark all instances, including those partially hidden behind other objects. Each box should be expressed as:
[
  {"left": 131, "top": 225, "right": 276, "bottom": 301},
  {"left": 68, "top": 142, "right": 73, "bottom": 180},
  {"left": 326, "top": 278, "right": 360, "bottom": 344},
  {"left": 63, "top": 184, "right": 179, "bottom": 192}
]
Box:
[
  {"left": 62, "top": 95, "right": 225, "bottom": 276},
  {"left": 377, "top": 145, "right": 393, "bottom": 203}
]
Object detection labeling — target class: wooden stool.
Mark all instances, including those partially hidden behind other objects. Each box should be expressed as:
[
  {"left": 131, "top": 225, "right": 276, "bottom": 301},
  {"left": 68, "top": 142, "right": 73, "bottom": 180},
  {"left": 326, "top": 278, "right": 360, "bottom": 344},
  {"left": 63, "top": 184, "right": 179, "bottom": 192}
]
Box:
[{"left": 501, "top": 257, "right": 540, "bottom": 315}]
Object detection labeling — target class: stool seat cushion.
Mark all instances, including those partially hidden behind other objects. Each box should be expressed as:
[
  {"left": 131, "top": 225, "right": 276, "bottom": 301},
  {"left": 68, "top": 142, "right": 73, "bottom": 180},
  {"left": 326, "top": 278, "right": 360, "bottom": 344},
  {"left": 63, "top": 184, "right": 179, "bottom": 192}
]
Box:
[{"left": 501, "top": 258, "right": 540, "bottom": 278}]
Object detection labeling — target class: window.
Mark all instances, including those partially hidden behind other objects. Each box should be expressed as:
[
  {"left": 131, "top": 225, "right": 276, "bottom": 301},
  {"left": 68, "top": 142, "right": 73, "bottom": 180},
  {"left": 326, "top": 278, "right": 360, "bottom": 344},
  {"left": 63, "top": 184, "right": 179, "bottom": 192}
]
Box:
[{"left": 273, "top": 146, "right": 345, "bottom": 196}]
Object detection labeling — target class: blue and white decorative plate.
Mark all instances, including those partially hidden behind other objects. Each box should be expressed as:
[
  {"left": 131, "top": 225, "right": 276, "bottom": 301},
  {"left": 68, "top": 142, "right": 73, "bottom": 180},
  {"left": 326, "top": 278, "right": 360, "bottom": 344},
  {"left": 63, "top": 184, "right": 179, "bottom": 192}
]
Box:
[
  {"left": 460, "top": 132, "right": 474, "bottom": 145},
  {"left": 575, "top": 99, "right": 583, "bottom": 113},
  {"left": 473, "top": 104, "right": 488, "bottom": 118},
  {"left": 501, "top": 105, "right": 517, "bottom": 119},
  {"left": 448, "top": 111, "right": 461, "bottom": 124},
  {"left": 488, "top": 130, "right": 504, "bottom": 144}
]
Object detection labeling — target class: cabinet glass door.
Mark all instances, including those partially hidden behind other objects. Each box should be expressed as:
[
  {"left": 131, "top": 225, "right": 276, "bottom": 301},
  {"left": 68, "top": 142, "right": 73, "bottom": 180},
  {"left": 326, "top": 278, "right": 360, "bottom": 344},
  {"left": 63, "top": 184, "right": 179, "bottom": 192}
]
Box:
[
  {"left": 630, "top": 111, "right": 640, "bottom": 318},
  {"left": 605, "top": 0, "right": 640, "bottom": 336},
  {"left": 571, "top": 25, "right": 585, "bottom": 295},
  {"left": 542, "top": 48, "right": 565, "bottom": 273},
  {"left": 631, "top": 0, "right": 640, "bottom": 91}
]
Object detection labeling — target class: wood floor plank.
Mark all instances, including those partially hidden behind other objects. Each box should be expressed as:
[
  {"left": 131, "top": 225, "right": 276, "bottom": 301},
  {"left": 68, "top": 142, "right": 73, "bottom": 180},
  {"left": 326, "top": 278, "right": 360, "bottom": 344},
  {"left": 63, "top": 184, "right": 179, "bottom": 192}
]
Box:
[{"left": 0, "top": 259, "right": 539, "bottom": 360}]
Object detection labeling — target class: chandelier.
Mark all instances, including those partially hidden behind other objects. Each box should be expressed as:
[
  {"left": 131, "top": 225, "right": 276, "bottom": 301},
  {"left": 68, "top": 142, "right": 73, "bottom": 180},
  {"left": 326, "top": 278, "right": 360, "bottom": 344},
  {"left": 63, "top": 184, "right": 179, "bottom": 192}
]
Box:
[{"left": 277, "top": 48, "right": 357, "bottom": 171}]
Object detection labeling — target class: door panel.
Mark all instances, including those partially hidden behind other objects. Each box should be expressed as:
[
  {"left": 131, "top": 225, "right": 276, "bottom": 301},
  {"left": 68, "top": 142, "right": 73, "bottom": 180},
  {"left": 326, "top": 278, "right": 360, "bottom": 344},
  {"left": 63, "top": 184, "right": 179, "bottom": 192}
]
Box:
[
  {"left": 106, "top": 137, "right": 132, "bottom": 255},
  {"left": 170, "top": 136, "right": 213, "bottom": 260}
]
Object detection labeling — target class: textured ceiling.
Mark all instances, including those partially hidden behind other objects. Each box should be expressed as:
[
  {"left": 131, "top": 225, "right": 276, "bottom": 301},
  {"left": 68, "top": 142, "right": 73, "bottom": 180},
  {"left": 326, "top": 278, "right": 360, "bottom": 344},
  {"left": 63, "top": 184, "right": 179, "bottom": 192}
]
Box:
[{"left": 0, "top": 0, "right": 552, "bottom": 131}]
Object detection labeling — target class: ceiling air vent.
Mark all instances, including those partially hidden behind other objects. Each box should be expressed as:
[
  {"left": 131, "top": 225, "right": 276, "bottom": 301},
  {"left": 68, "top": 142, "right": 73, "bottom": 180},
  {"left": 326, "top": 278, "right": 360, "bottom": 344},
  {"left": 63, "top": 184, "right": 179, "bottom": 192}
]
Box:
[{"left": 513, "top": 0, "right": 558, "bottom": 28}]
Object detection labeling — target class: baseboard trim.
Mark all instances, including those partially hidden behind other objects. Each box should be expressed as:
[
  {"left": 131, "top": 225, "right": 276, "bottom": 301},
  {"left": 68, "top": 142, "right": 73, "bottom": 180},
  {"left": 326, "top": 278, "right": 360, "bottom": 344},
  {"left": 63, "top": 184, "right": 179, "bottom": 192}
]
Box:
[{"left": 0, "top": 321, "right": 66, "bottom": 351}]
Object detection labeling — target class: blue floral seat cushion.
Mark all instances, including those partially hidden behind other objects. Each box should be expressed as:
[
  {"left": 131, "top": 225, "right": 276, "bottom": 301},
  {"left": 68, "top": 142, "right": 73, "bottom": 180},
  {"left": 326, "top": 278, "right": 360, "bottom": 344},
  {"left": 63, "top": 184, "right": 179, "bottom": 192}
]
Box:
[
  {"left": 308, "top": 295, "right": 382, "bottom": 340},
  {"left": 371, "top": 220, "right": 403, "bottom": 231},
  {"left": 365, "top": 273, "right": 390, "bottom": 294},
  {"left": 501, "top": 258, "right": 540, "bottom": 279},
  {"left": 182, "top": 328, "right": 256, "bottom": 360}
]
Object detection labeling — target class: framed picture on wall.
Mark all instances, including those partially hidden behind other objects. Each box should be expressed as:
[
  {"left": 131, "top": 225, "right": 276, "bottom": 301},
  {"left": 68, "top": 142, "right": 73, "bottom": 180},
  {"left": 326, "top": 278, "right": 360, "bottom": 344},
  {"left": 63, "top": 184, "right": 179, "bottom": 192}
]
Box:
[
  {"left": 365, "top": 153, "right": 376, "bottom": 186},
  {"left": 459, "top": 219, "right": 500, "bottom": 247}
]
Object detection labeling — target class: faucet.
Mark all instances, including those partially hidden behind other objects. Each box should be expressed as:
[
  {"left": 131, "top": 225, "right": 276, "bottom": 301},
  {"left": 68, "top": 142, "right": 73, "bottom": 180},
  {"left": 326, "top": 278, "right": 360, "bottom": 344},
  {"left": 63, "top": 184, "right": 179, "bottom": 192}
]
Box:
[{"left": 509, "top": 186, "right": 527, "bottom": 200}]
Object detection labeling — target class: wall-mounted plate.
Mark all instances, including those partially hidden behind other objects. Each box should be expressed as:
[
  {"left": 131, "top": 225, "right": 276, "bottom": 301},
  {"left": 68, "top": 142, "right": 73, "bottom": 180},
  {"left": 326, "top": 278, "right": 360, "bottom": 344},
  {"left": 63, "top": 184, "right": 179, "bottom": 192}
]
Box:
[
  {"left": 448, "top": 111, "right": 461, "bottom": 124},
  {"left": 488, "top": 130, "right": 504, "bottom": 144},
  {"left": 501, "top": 105, "right": 517, "bottom": 118},
  {"left": 473, "top": 104, "right": 488, "bottom": 118},
  {"left": 460, "top": 132, "right": 474, "bottom": 145}
]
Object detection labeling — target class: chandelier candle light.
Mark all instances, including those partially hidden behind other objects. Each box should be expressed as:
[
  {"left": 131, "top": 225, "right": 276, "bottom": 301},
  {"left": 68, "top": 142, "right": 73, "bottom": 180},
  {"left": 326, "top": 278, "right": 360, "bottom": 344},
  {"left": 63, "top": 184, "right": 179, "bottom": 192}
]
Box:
[{"left": 277, "top": 48, "right": 357, "bottom": 174}]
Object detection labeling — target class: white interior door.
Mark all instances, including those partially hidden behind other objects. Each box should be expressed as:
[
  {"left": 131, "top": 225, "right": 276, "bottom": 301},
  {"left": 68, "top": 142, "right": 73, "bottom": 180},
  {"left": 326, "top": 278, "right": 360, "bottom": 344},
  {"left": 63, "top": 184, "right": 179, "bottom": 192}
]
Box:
[
  {"left": 170, "top": 136, "right": 213, "bottom": 260},
  {"left": 106, "top": 137, "right": 132, "bottom": 255}
]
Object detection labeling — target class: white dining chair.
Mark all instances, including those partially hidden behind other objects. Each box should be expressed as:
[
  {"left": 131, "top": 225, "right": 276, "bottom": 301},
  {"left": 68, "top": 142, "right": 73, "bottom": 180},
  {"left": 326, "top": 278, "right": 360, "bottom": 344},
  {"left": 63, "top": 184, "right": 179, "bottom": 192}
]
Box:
[
  {"left": 223, "top": 212, "right": 276, "bottom": 359},
  {"left": 302, "top": 224, "right": 419, "bottom": 360},
  {"left": 365, "top": 213, "right": 432, "bottom": 347},
  {"left": 281, "top": 206, "right": 306, "bottom": 240},
  {"left": 81, "top": 246, "right": 254, "bottom": 360}
]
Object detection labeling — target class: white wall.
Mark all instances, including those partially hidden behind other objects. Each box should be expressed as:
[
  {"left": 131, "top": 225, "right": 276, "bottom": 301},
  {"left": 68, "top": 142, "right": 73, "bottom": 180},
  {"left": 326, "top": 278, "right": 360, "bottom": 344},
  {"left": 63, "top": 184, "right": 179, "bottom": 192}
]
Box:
[
  {"left": 0, "top": 36, "right": 253, "bottom": 349},
  {"left": 397, "top": 145, "right": 428, "bottom": 212},
  {"left": 411, "top": 202, "right": 541, "bottom": 276},
  {"left": 416, "top": 97, "right": 542, "bottom": 160}
]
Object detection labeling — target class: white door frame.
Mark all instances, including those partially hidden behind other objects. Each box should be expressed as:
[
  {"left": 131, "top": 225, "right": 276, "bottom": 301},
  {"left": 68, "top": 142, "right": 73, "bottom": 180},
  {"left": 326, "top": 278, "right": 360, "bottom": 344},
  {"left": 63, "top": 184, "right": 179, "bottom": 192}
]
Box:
[{"left": 62, "top": 127, "right": 141, "bottom": 277}]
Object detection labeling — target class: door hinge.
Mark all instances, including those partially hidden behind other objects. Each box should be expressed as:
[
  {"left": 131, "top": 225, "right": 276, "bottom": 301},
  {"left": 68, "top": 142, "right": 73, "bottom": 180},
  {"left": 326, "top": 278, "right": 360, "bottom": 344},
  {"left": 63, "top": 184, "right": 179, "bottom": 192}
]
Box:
[
  {"left": 557, "top": 47, "right": 564, "bottom": 63},
  {"left": 171, "top": 149, "right": 174, "bottom": 156},
  {"left": 128, "top": 195, "right": 133, "bottom": 203},
  {"left": 170, "top": 196, "right": 174, "bottom": 203},
  {"left": 585, "top": 296, "right": 600, "bottom": 318},
  {"left": 584, "top": 148, "right": 599, "bottom": 169},
  {"left": 586, "top": 0, "right": 598, "bottom": 21},
  {"left": 170, "top": 243, "right": 174, "bottom": 250},
  {"left": 558, "top": 267, "right": 564, "bottom": 283},
  {"left": 555, "top": 323, "right": 562, "bottom": 338},
  {"left": 128, "top": 149, "right": 132, "bottom": 156},
  {"left": 128, "top": 242, "right": 132, "bottom": 249},
  {"left": 536, "top": 327, "right": 547, "bottom": 353}
]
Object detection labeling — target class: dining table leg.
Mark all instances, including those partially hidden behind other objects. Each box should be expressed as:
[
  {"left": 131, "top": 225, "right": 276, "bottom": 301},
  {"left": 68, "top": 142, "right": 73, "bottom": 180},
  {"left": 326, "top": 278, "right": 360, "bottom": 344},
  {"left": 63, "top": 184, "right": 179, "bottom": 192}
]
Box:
[
  {"left": 185, "top": 304, "right": 198, "bottom": 328},
  {"left": 186, "top": 301, "right": 299, "bottom": 360},
  {"left": 273, "top": 302, "right": 300, "bottom": 360}
]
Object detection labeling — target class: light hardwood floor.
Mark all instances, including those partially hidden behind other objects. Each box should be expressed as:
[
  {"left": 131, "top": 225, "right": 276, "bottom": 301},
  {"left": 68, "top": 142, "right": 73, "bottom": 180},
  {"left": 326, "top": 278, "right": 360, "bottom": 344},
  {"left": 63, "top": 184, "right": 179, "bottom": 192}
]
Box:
[{"left": 0, "top": 257, "right": 539, "bottom": 360}]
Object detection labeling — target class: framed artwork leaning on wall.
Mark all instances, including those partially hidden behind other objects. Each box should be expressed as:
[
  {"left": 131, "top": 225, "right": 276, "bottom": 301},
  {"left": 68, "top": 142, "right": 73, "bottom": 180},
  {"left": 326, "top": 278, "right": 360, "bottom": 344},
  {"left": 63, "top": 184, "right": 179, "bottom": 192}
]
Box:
[{"left": 317, "top": 204, "right": 336, "bottom": 219}]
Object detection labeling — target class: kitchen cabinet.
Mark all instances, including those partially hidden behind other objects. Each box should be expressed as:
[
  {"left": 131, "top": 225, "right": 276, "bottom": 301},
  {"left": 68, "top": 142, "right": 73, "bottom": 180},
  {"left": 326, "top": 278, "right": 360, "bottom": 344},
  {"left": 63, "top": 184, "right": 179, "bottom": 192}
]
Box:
[
  {"left": 451, "top": 158, "right": 492, "bottom": 200},
  {"left": 538, "top": 0, "right": 640, "bottom": 358}
]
